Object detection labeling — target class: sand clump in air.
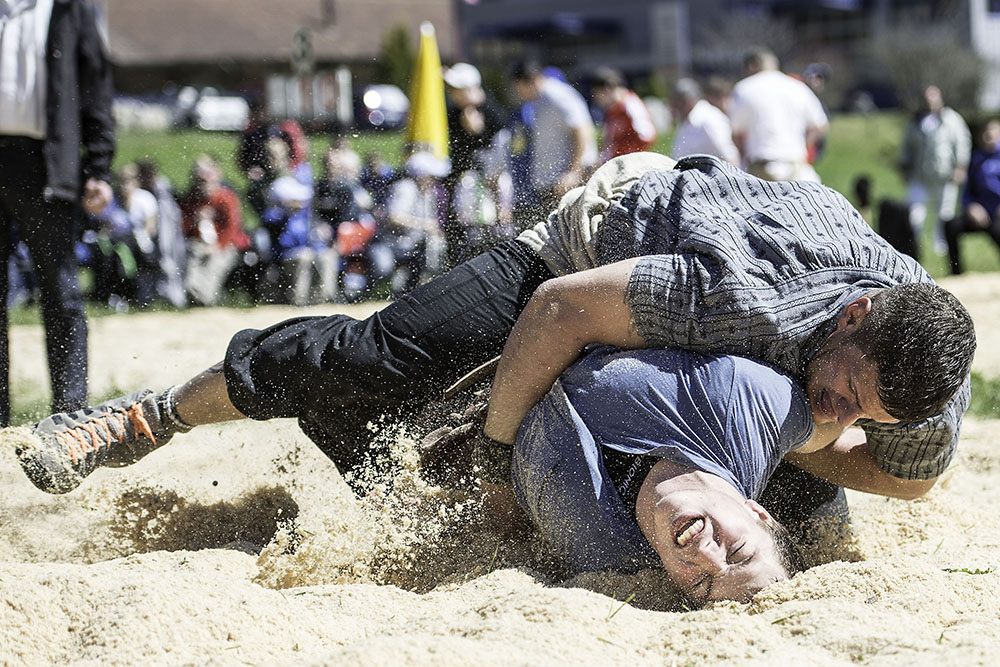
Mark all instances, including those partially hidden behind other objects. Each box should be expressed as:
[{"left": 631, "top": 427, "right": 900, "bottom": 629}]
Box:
[{"left": 2, "top": 289, "right": 1000, "bottom": 664}]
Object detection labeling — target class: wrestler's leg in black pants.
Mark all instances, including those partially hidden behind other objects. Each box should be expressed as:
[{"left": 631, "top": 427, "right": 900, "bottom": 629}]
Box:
[{"left": 224, "top": 240, "right": 554, "bottom": 491}]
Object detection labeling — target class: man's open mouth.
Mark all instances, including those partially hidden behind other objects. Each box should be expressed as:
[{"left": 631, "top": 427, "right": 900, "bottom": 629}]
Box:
[
  {"left": 675, "top": 517, "right": 705, "bottom": 547},
  {"left": 818, "top": 389, "right": 834, "bottom": 420}
]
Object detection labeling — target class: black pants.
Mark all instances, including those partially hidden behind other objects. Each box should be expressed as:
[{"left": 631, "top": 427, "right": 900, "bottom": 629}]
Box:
[
  {"left": 224, "top": 239, "right": 555, "bottom": 484},
  {"left": 944, "top": 211, "right": 1000, "bottom": 275},
  {"left": 0, "top": 137, "right": 88, "bottom": 425}
]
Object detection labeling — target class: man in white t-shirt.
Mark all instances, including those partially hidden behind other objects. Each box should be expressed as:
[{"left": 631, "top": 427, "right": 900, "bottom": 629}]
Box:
[
  {"left": 511, "top": 61, "right": 598, "bottom": 216},
  {"left": 670, "top": 78, "right": 740, "bottom": 165},
  {"left": 729, "top": 47, "right": 828, "bottom": 183}
]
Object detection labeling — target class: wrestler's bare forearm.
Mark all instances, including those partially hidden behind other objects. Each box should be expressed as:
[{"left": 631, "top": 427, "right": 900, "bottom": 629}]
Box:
[
  {"left": 484, "top": 259, "right": 645, "bottom": 444},
  {"left": 784, "top": 429, "right": 937, "bottom": 500}
]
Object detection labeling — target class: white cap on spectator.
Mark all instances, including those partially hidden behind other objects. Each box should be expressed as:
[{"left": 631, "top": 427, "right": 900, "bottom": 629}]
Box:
[
  {"left": 443, "top": 62, "right": 481, "bottom": 90},
  {"left": 270, "top": 176, "right": 313, "bottom": 204},
  {"left": 405, "top": 151, "right": 451, "bottom": 179}
]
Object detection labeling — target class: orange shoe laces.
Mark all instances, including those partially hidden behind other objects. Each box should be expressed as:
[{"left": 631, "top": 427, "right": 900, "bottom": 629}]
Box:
[{"left": 55, "top": 402, "right": 156, "bottom": 465}]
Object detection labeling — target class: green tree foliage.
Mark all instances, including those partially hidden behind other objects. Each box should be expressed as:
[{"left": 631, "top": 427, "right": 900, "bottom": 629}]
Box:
[
  {"left": 376, "top": 23, "right": 415, "bottom": 90},
  {"left": 868, "top": 21, "right": 982, "bottom": 116}
]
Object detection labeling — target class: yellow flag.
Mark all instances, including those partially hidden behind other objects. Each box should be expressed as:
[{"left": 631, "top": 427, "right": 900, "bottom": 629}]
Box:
[{"left": 405, "top": 21, "right": 449, "bottom": 159}]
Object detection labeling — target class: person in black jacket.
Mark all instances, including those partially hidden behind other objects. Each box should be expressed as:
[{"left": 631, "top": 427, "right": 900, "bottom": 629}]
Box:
[
  {"left": 442, "top": 63, "right": 506, "bottom": 267},
  {"left": 0, "top": 0, "right": 115, "bottom": 425}
]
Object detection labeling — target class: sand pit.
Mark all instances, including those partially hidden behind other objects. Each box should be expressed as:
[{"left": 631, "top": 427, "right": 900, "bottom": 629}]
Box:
[{"left": 2, "top": 278, "right": 1000, "bottom": 665}]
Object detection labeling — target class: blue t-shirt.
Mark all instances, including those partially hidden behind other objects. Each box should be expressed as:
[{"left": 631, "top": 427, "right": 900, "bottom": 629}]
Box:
[
  {"left": 557, "top": 346, "right": 813, "bottom": 500},
  {"left": 511, "top": 346, "right": 814, "bottom": 574}
]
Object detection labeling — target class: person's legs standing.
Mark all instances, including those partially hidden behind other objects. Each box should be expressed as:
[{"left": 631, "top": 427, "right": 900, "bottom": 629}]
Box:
[
  {"left": 906, "top": 180, "right": 929, "bottom": 243},
  {"left": 0, "top": 194, "right": 12, "bottom": 426},
  {"left": 988, "top": 212, "right": 1000, "bottom": 260},
  {"left": 932, "top": 178, "right": 958, "bottom": 253},
  {"left": 944, "top": 212, "right": 970, "bottom": 275},
  {"left": 0, "top": 139, "right": 88, "bottom": 417}
]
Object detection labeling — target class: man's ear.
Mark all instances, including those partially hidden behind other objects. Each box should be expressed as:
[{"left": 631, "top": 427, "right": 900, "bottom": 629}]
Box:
[
  {"left": 745, "top": 499, "right": 775, "bottom": 525},
  {"left": 835, "top": 296, "right": 873, "bottom": 334}
]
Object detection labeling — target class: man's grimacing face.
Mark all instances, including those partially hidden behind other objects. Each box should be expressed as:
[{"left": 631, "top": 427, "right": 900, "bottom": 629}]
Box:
[
  {"left": 804, "top": 298, "right": 899, "bottom": 428},
  {"left": 805, "top": 341, "right": 897, "bottom": 427},
  {"left": 655, "top": 489, "right": 788, "bottom": 604}
]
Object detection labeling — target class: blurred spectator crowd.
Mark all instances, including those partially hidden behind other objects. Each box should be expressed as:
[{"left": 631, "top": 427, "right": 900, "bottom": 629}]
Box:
[{"left": 8, "top": 52, "right": 999, "bottom": 313}]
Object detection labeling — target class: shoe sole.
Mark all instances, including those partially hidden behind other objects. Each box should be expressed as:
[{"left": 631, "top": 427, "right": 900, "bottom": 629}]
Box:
[{"left": 5, "top": 425, "right": 84, "bottom": 494}]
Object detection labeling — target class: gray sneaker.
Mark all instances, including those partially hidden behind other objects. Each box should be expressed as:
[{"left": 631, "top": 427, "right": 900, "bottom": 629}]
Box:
[{"left": 15, "top": 390, "right": 185, "bottom": 494}]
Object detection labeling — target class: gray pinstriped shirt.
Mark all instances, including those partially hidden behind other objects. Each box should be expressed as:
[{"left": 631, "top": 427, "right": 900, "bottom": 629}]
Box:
[{"left": 600, "top": 155, "right": 966, "bottom": 481}]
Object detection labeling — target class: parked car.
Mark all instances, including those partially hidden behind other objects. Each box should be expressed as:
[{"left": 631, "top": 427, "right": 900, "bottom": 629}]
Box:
[
  {"left": 355, "top": 84, "right": 409, "bottom": 130},
  {"left": 173, "top": 86, "right": 250, "bottom": 131}
]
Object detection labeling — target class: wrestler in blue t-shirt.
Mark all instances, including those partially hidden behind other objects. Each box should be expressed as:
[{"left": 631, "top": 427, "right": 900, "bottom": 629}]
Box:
[{"left": 512, "top": 346, "right": 813, "bottom": 604}]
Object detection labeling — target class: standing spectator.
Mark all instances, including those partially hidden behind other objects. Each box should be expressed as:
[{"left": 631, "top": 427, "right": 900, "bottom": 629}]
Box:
[
  {"left": 729, "top": 47, "right": 828, "bottom": 182},
  {"left": 236, "top": 99, "right": 275, "bottom": 220},
  {"left": 0, "top": 0, "right": 114, "bottom": 424},
  {"left": 383, "top": 151, "right": 449, "bottom": 296},
  {"left": 589, "top": 67, "right": 658, "bottom": 162},
  {"left": 944, "top": 118, "right": 1000, "bottom": 274},
  {"left": 900, "top": 85, "right": 972, "bottom": 254},
  {"left": 179, "top": 156, "right": 250, "bottom": 306},
  {"left": 136, "top": 160, "right": 187, "bottom": 308},
  {"left": 670, "top": 78, "right": 740, "bottom": 165},
  {"left": 505, "top": 102, "right": 539, "bottom": 231},
  {"left": 703, "top": 75, "right": 734, "bottom": 115},
  {"left": 801, "top": 63, "right": 832, "bottom": 163},
  {"left": 442, "top": 62, "right": 506, "bottom": 268},
  {"left": 510, "top": 60, "right": 598, "bottom": 219}
]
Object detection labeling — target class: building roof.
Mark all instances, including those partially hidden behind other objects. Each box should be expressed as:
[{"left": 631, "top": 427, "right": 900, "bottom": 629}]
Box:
[{"left": 106, "top": 0, "right": 457, "bottom": 65}]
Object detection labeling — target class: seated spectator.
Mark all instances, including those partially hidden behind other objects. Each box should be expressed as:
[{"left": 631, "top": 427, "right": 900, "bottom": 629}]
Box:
[
  {"left": 260, "top": 137, "right": 333, "bottom": 306},
  {"left": 179, "top": 156, "right": 250, "bottom": 306},
  {"left": 945, "top": 118, "right": 1000, "bottom": 274},
  {"left": 78, "top": 165, "right": 158, "bottom": 310},
  {"left": 359, "top": 150, "right": 398, "bottom": 209},
  {"left": 137, "top": 159, "right": 187, "bottom": 308},
  {"left": 314, "top": 144, "right": 394, "bottom": 302},
  {"left": 383, "top": 151, "right": 449, "bottom": 296},
  {"left": 117, "top": 163, "right": 160, "bottom": 306},
  {"left": 323, "top": 136, "right": 374, "bottom": 211}
]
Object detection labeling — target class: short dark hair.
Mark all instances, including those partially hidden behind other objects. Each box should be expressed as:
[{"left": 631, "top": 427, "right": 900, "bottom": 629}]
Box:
[
  {"left": 766, "top": 519, "right": 807, "bottom": 578},
  {"left": 853, "top": 284, "right": 976, "bottom": 422},
  {"left": 744, "top": 47, "right": 779, "bottom": 72},
  {"left": 511, "top": 59, "right": 543, "bottom": 82},
  {"left": 590, "top": 66, "right": 624, "bottom": 90}
]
